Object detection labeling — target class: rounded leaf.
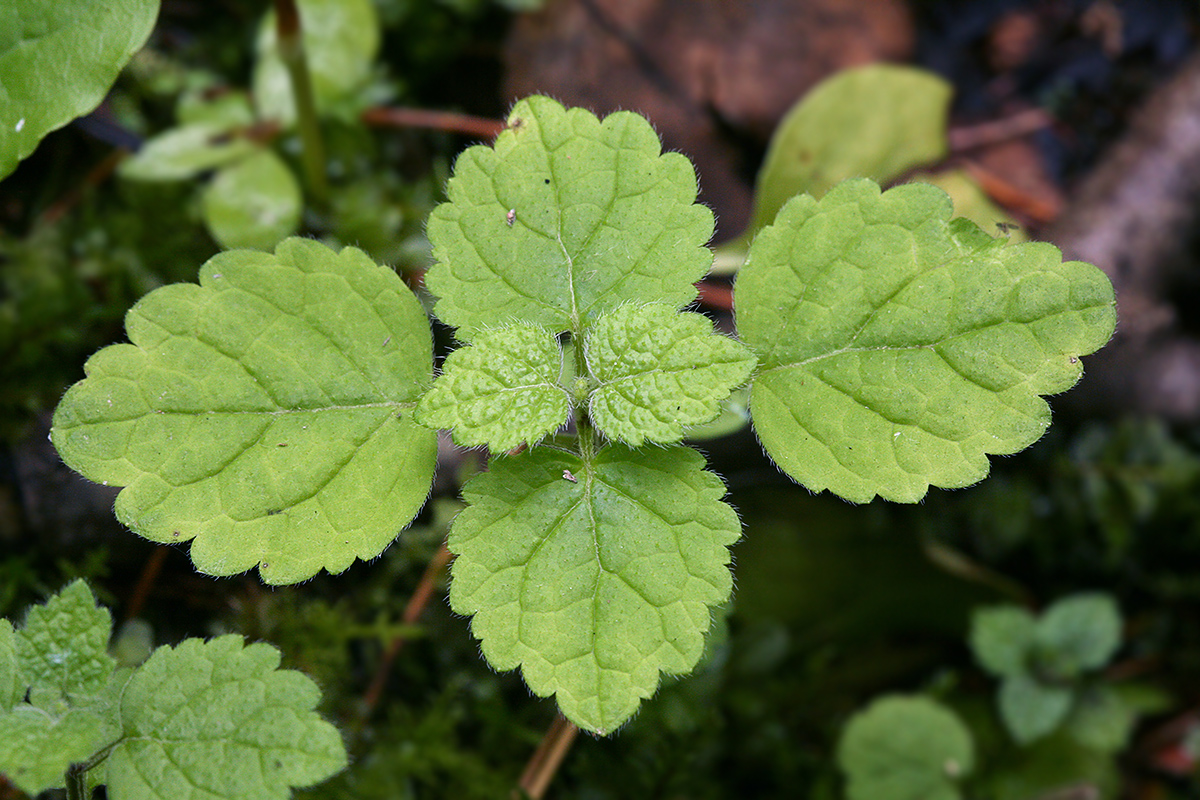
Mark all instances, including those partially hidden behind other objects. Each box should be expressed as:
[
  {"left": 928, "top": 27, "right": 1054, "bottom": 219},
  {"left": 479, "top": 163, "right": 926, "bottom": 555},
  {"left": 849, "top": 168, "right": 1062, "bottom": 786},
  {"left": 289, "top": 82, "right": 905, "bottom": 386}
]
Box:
[
  {"left": 970, "top": 605, "right": 1036, "bottom": 677},
  {"left": 738, "top": 179, "right": 1116, "bottom": 503},
  {"left": 1034, "top": 592, "right": 1122, "bottom": 675},
  {"left": 448, "top": 445, "right": 740, "bottom": 734},
  {"left": 425, "top": 95, "right": 715, "bottom": 337},
  {"left": 837, "top": 695, "right": 974, "bottom": 800},
  {"left": 51, "top": 238, "right": 437, "bottom": 584},
  {"left": 0, "top": 0, "right": 158, "bottom": 179},
  {"left": 119, "top": 124, "right": 261, "bottom": 182},
  {"left": 999, "top": 672, "right": 1074, "bottom": 745},
  {"left": 202, "top": 149, "right": 302, "bottom": 250}
]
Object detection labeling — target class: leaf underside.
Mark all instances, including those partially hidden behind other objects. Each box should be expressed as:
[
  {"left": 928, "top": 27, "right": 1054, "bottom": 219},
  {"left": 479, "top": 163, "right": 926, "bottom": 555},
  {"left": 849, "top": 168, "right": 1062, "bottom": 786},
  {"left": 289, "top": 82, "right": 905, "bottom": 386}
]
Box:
[
  {"left": 424, "top": 95, "right": 715, "bottom": 338},
  {"left": 736, "top": 178, "right": 1116, "bottom": 503},
  {"left": 51, "top": 238, "right": 438, "bottom": 584},
  {"left": 448, "top": 445, "right": 740, "bottom": 734}
]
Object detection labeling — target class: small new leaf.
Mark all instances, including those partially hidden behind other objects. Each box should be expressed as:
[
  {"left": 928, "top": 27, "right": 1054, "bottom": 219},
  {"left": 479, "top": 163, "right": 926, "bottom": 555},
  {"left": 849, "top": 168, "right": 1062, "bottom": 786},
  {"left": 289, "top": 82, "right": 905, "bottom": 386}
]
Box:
[
  {"left": 416, "top": 324, "right": 570, "bottom": 451},
  {"left": 17, "top": 580, "right": 115, "bottom": 706},
  {"left": 738, "top": 179, "right": 1116, "bottom": 503},
  {"left": 448, "top": 445, "right": 740, "bottom": 734},
  {"left": 425, "top": 95, "right": 715, "bottom": 337},
  {"left": 999, "top": 672, "right": 1074, "bottom": 745},
  {"left": 106, "top": 636, "right": 347, "bottom": 800},
  {"left": 970, "top": 605, "right": 1036, "bottom": 678},
  {"left": 586, "top": 303, "right": 756, "bottom": 445},
  {"left": 1035, "top": 592, "right": 1122, "bottom": 675},
  {"left": 837, "top": 695, "right": 974, "bottom": 800},
  {"left": 51, "top": 238, "right": 438, "bottom": 584}
]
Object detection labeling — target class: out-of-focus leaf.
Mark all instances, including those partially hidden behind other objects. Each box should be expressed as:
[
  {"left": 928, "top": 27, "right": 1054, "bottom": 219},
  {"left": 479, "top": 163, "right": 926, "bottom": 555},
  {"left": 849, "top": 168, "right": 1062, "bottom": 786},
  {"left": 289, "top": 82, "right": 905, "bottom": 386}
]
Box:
[
  {"left": 749, "top": 65, "right": 952, "bottom": 233},
  {"left": 202, "top": 149, "right": 302, "bottom": 250},
  {"left": 120, "top": 124, "right": 261, "bottom": 182},
  {"left": 0, "top": 0, "right": 160, "bottom": 179}
]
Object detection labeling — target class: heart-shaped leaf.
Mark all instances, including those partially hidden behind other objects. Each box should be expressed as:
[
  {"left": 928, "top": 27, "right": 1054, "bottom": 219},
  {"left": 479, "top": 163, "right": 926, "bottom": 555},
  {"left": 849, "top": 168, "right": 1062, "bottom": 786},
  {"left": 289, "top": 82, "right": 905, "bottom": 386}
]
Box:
[
  {"left": 51, "top": 238, "right": 437, "bottom": 584},
  {"left": 737, "top": 179, "right": 1116, "bottom": 503}
]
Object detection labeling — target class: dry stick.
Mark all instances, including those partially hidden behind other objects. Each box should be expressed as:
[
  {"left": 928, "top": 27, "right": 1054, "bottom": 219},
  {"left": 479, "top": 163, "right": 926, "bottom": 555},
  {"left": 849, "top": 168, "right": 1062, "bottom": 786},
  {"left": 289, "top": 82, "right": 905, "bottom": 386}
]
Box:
[
  {"left": 514, "top": 715, "right": 580, "bottom": 800},
  {"left": 360, "top": 107, "right": 505, "bottom": 140},
  {"left": 961, "top": 158, "right": 1062, "bottom": 223},
  {"left": 359, "top": 541, "right": 454, "bottom": 719}
]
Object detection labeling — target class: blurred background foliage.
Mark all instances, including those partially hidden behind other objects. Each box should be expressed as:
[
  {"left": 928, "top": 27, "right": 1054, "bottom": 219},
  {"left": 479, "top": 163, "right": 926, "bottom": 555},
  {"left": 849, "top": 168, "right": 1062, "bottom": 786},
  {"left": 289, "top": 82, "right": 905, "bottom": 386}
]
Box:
[{"left": 5, "top": 1, "right": 1200, "bottom": 798}]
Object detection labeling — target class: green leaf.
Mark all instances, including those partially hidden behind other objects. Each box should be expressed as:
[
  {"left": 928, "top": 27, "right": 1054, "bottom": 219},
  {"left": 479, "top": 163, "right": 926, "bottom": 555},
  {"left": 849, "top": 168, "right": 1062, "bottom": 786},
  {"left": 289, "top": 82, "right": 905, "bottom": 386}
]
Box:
[
  {"left": 253, "top": 0, "right": 380, "bottom": 125},
  {"left": 837, "top": 695, "right": 974, "bottom": 800},
  {"left": 1065, "top": 685, "right": 1136, "bottom": 753},
  {"left": 119, "top": 124, "right": 261, "bottom": 182},
  {"left": 415, "top": 323, "right": 570, "bottom": 450},
  {"left": 0, "top": 581, "right": 122, "bottom": 795},
  {"left": 999, "top": 672, "right": 1074, "bottom": 744},
  {"left": 448, "top": 445, "right": 740, "bottom": 735},
  {"left": 105, "top": 635, "right": 347, "bottom": 799},
  {"left": 17, "top": 580, "right": 115, "bottom": 706},
  {"left": 585, "top": 303, "right": 756, "bottom": 445},
  {"left": 0, "top": 620, "right": 18, "bottom": 711},
  {"left": 50, "top": 238, "right": 437, "bottom": 584},
  {"left": 0, "top": 0, "right": 159, "bottom": 180},
  {"left": 1035, "top": 593, "right": 1122, "bottom": 675},
  {"left": 0, "top": 703, "right": 118, "bottom": 795},
  {"left": 749, "top": 64, "right": 952, "bottom": 233},
  {"left": 202, "top": 149, "right": 302, "bottom": 250},
  {"left": 737, "top": 179, "right": 1116, "bottom": 503},
  {"left": 970, "top": 605, "right": 1036, "bottom": 677},
  {"left": 425, "top": 95, "right": 715, "bottom": 338}
]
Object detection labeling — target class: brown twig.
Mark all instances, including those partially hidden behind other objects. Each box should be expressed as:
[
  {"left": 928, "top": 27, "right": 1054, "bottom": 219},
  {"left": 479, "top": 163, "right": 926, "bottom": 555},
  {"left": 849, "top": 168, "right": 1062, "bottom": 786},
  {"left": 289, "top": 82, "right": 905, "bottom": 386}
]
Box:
[
  {"left": 513, "top": 714, "right": 580, "bottom": 799},
  {"left": 122, "top": 545, "right": 169, "bottom": 622},
  {"left": 361, "top": 107, "right": 505, "bottom": 140},
  {"left": 359, "top": 541, "right": 454, "bottom": 719},
  {"left": 696, "top": 280, "right": 733, "bottom": 312},
  {"left": 948, "top": 108, "right": 1054, "bottom": 152},
  {"left": 961, "top": 158, "right": 1063, "bottom": 223}
]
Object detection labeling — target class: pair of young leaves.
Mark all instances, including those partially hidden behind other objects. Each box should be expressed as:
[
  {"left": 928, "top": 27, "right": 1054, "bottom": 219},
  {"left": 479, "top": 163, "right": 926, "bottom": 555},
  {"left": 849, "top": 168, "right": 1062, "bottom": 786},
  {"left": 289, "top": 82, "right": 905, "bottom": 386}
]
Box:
[{"left": 51, "top": 96, "right": 1116, "bottom": 734}]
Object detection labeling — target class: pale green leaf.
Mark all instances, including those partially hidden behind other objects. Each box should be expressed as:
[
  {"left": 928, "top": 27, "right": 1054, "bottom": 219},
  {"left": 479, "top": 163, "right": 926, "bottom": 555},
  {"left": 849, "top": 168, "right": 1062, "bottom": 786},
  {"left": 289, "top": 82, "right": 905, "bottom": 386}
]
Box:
[
  {"left": 202, "top": 149, "right": 302, "bottom": 250},
  {"left": 585, "top": 303, "right": 756, "bottom": 445},
  {"left": 0, "top": 0, "right": 159, "bottom": 180},
  {"left": 105, "top": 635, "right": 347, "bottom": 799},
  {"left": 415, "top": 324, "right": 569, "bottom": 451},
  {"left": 425, "top": 95, "right": 715, "bottom": 338},
  {"left": 970, "top": 605, "right": 1036, "bottom": 677},
  {"left": 916, "top": 169, "right": 1027, "bottom": 243},
  {"left": 51, "top": 238, "right": 437, "bottom": 584},
  {"left": 449, "top": 445, "right": 740, "bottom": 735},
  {"left": 1065, "top": 686, "right": 1136, "bottom": 753},
  {"left": 738, "top": 179, "right": 1116, "bottom": 503},
  {"left": 750, "top": 64, "right": 952, "bottom": 232},
  {"left": 17, "top": 580, "right": 115, "bottom": 707},
  {"left": 0, "top": 620, "right": 18, "bottom": 711},
  {"left": 1000, "top": 672, "right": 1074, "bottom": 744},
  {"left": 837, "top": 695, "right": 974, "bottom": 800},
  {"left": 0, "top": 703, "right": 118, "bottom": 795},
  {"left": 1035, "top": 593, "right": 1122, "bottom": 675},
  {"left": 253, "top": 0, "right": 380, "bottom": 125},
  {"left": 176, "top": 88, "right": 256, "bottom": 129},
  {"left": 119, "top": 124, "right": 260, "bottom": 182}
]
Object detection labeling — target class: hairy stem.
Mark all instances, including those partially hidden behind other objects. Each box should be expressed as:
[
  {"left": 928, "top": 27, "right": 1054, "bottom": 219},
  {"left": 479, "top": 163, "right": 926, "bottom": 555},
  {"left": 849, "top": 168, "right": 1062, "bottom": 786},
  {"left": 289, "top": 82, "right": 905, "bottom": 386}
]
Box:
[{"left": 273, "top": 0, "right": 329, "bottom": 207}]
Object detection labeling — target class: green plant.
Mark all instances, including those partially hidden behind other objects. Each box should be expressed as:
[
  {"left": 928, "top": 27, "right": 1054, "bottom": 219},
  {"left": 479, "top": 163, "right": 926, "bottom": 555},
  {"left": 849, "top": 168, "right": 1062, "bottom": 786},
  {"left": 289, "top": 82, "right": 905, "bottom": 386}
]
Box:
[
  {"left": 45, "top": 94, "right": 1117, "bottom": 736},
  {"left": 0, "top": 580, "right": 346, "bottom": 799}
]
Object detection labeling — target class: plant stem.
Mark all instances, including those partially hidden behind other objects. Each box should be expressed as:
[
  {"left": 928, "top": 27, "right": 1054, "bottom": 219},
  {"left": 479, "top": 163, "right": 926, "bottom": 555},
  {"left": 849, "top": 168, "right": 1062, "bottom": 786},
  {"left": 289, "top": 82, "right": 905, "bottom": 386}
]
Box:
[
  {"left": 513, "top": 714, "right": 580, "bottom": 799},
  {"left": 273, "top": 0, "right": 329, "bottom": 208},
  {"left": 65, "top": 763, "right": 87, "bottom": 800}
]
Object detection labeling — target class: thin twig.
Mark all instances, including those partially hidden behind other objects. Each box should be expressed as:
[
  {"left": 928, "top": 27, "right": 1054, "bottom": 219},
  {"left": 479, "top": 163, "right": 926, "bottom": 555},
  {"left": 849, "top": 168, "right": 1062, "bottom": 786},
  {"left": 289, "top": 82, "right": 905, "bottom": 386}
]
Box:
[
  {"left": 948, "top": 108, "right": 1054, "bottom": 152},
  {"left": 360, "top": 107, "right": 505, "bottom": 140},
  {"left": 359, "top": 541, "right": 454, "bottom": 719},
  {"left": 514, "top": 715, "right": 580, "bottom": 799},
  {"left": 274, "top": 0, "right": 329, "bottom": 206},
  {"left": 961, "top": 158, "right": 1063, "bottom": 223},
  {"left": 123, "top": 545, "right": 169, "bottom": 621}
]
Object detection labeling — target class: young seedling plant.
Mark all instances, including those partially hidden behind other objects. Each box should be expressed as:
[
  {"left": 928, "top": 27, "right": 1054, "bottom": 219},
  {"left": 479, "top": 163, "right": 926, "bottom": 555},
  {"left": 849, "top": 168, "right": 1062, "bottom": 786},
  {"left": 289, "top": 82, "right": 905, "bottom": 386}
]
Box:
[{"left": 50, "top": 96, "right": 1117, "bottom": 736}]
